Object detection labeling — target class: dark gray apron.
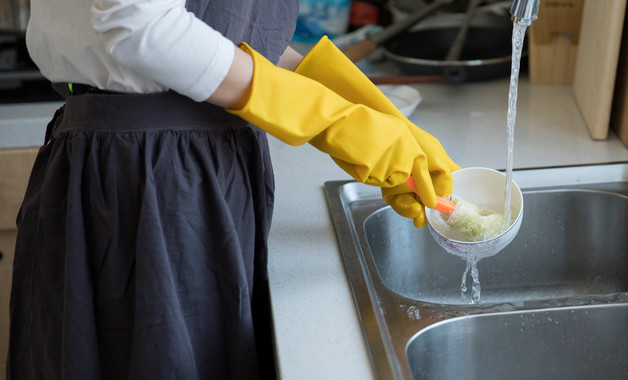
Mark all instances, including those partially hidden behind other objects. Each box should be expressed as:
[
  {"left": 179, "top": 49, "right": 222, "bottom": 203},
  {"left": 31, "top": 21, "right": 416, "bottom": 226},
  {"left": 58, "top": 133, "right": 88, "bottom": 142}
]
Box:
[{"left": 8, "top": 1, "right": 298, "bottom": 379}]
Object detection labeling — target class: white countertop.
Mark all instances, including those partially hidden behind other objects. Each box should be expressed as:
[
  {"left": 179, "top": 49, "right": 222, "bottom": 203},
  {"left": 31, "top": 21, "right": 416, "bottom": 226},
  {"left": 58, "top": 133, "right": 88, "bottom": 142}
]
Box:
[
  {"left": 2, "top": 77, "right": 627, "bottom": 380},
  {"left": 267, "top": 76, "right": 628, "bottom": 380},
  {"left": 0, "top": 101, "right": 61, "bottom": 148}
]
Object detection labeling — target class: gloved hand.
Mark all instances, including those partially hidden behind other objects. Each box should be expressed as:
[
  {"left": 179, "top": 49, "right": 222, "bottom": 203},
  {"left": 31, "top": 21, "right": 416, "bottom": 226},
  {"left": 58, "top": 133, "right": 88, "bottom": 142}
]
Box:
[
  {"left": 227, "top": 43, "right": 437, "bottom": 203},
  {"left": 294, "top": 36, "right": 460, "bottom": 227}
]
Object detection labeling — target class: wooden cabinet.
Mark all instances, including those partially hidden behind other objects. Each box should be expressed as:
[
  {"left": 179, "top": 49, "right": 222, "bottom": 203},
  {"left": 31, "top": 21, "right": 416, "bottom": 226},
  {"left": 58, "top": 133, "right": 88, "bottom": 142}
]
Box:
[
  {"left": 529, "top": 0, "right": 628, "bottom": 143},
  {"left": 0, "top": 148, "right": 38, "bottom": 379}
]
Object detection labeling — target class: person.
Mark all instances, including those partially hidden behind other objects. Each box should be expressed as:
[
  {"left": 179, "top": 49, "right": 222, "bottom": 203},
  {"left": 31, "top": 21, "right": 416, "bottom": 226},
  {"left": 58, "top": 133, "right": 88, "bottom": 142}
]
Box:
[{"left": 8, "top": 0, "right": 458, "bottom": 379}]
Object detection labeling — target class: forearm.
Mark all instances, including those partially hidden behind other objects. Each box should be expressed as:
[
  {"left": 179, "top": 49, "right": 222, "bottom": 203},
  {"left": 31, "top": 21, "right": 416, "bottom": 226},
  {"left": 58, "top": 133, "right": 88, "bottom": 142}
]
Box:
[
  {"left": 277, "top": 46, "right": 303, "bottom": 71},
  {"left": 205, "top": 46, "right": 254, "bottom": 109}
]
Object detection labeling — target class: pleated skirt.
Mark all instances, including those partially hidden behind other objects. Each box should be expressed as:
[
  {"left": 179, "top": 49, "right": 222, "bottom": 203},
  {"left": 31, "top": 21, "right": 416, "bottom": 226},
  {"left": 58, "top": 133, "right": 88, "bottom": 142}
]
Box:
[{"left": 8, "top": 91, "right": 276, "bottom": 379}]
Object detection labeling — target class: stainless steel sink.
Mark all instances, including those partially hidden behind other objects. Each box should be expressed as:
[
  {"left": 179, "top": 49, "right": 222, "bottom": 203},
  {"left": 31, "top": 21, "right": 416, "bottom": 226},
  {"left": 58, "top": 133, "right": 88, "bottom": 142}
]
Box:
[
  {"left": 407, "top": 305, "right": 628, "bottom": 380},
  {"left": 324, "top": 163, "right": 628, "bottom": 380}
]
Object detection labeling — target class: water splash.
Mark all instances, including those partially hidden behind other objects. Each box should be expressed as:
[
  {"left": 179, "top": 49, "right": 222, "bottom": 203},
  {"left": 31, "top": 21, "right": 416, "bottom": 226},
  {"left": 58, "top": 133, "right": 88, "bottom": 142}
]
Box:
[{"left": 461, "top": 255, "right": 481, "bottom": 304}]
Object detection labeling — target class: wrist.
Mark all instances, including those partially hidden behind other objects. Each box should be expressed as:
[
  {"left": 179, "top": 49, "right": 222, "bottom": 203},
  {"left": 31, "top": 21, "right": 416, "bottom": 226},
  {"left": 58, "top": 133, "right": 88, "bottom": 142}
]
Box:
[{"left": 206, "top": 44, "right": 254, "bottom": 109}]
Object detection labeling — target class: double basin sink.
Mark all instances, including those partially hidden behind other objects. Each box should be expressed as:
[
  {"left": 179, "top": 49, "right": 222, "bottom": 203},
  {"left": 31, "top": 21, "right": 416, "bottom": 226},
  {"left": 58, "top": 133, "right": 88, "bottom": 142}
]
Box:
[{"left": 324, "top": 163, "right": 628, "bottom": 380}]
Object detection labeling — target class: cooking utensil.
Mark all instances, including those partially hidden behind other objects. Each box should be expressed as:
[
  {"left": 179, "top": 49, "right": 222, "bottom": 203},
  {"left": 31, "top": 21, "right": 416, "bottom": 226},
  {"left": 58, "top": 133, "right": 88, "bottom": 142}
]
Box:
[
  {"left": 380, "top": 1, "right": 518, "bottom": 83},
  {"left": 367, "top": 75, "right": 443, "bottom": 85},
  {"left": 442, "top": 0, "right": 483, "bottom": 82},
  {"left": 393, "top": 0, "right": 505, "bottom": 14},
  {"left": 383, "top": 24, "right": 518, "bottom": 82},
  {"left": 341, "top": 0, "right": 454, "bottom": 62},
  {"left": 424, "top": 167, "right": 524, "bottom": 260},
  {"left": 407, "top": 174, "right": 508, "bottom": 242}
]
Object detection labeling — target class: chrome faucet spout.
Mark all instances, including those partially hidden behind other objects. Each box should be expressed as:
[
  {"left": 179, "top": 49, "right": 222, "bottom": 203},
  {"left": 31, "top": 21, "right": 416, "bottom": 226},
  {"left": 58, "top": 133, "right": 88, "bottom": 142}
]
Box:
[{"left": 510, "top": 0, "right": 540, "bottom": 25}]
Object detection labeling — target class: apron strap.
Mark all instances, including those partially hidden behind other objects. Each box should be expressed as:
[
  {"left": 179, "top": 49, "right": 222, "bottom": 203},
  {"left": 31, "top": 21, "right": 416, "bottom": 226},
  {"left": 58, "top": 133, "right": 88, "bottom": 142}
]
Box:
[{"left": 44, "top": 105, "right": 65, "bottom": 145}]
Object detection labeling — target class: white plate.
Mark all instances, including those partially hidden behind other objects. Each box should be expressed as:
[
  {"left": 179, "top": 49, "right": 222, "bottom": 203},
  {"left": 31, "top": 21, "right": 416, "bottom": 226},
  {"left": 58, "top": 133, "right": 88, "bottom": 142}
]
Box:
[{"left": 376, "top": 85, "right": 423, "bottom": 117}]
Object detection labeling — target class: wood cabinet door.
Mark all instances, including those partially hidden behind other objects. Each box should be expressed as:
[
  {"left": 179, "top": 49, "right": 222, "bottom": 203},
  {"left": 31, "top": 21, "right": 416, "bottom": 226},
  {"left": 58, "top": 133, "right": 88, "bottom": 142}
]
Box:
[{"left": 0, "top": 148, "right": 38, "bottom": 379}]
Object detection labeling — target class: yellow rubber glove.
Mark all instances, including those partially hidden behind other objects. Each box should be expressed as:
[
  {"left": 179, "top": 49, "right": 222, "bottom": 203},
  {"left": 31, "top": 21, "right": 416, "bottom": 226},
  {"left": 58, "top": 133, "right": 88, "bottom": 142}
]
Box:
[
  {"left": 294, "top": 36, "right": 460, "bottom": 227},
  {"left": 227, "top": 43, "right": 437, "bottom": 203}
]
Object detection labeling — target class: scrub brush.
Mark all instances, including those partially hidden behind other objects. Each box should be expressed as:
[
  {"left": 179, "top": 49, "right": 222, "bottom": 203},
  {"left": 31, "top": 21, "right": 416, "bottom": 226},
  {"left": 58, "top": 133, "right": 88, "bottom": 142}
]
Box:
[
  {"left": 443, "top": 195, "right": 504, "bottom": 241},
  {"left": 406, "top": 177, "right": 505, "bottom": 242}
]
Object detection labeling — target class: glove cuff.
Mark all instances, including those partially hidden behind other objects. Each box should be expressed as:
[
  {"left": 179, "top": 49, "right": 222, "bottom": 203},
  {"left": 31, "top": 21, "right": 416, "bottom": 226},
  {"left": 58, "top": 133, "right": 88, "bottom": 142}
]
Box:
[
  {"left": 295, "top": 36, "right": 406, "bottom": 120},
  {"left": 226, "top": 42, "right": 340, "bottom": 146}
]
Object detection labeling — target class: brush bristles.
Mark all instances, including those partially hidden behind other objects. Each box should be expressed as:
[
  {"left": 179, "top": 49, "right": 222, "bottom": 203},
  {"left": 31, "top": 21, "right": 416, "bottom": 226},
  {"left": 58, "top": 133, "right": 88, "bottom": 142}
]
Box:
[{"left": 445, "top": 196, "right": 505, "bottom": 242}]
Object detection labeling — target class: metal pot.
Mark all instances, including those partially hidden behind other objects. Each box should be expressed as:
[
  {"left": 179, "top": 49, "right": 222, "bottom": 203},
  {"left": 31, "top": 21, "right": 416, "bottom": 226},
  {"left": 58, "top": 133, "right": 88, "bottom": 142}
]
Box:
[
  {"left": 382, "top": 24, "right": 524, "bottom": 82},
  {"left": 381, "top": 2, "right": 525, "bottom": 83}
]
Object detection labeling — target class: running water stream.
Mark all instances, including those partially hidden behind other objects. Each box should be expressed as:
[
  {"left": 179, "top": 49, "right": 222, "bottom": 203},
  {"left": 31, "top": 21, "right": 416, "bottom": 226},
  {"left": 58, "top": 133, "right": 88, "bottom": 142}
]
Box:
[
  {"left": 460, "top": 22, "right": 528, "bottom": 304},
  {"left": 504, "top": 22, "right": 528, "bottom": 229},
  {"left": 461, "top": 255, "right": 481, "bottom": 304}
]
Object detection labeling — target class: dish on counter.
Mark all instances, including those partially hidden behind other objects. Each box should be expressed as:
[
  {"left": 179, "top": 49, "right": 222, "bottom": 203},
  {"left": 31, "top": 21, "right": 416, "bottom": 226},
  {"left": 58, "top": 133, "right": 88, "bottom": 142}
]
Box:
[{"left": 376, "top": 84, "right": 422, "bottom": 117}]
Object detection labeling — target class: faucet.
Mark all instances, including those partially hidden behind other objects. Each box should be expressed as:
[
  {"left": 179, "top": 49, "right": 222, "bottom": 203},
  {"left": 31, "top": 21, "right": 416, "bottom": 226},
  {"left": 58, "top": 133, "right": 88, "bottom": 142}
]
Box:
[{"left": 509, "top": 0, "right": 540, "bottom": 25}]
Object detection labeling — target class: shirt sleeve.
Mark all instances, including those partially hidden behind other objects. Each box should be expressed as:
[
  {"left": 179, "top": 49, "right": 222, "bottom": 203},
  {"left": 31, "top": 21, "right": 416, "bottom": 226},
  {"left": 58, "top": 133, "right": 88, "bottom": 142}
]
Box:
[{"left": 91, "top": 0, "right": 234, "bottom": 102}]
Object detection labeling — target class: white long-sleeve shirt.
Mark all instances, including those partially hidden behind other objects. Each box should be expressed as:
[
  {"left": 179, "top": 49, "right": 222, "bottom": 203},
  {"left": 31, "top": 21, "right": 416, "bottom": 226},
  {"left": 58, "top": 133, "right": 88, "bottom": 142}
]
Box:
[{"left": 27, "top": 0, "right": 235, "bottom": 101}]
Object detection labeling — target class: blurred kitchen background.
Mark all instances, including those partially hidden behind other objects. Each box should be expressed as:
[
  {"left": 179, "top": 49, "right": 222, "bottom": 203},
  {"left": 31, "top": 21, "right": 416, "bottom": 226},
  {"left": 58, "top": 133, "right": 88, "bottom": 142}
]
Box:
[
  {"left": 1, "top": 1, "right": 628, "bottom": 379},
  {"left": 291, "top": 0, "right": 628, "bottom": 145},
  {"left": 0, "top": 0, "right": 63, "bottom": 103},
  {"left": 3, "top": 0, "right": 627, "bottom": 142}
]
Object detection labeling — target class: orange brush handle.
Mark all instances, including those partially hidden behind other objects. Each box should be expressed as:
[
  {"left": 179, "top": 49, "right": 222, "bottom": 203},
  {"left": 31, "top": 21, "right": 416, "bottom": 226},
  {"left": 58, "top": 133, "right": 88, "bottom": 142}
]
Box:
[{"left": 405, "top": 177, "right": 456, "bottom": 215}]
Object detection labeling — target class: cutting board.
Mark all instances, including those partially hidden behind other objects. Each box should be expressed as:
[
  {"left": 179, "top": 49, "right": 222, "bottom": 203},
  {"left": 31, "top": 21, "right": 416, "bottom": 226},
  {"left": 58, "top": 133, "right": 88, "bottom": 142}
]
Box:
[
  {"left": 611, "top": 4, "right": 628, "bottom": 147},
  {"left": 572, "top": 0, "right": 627, "bottom": 140}
]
